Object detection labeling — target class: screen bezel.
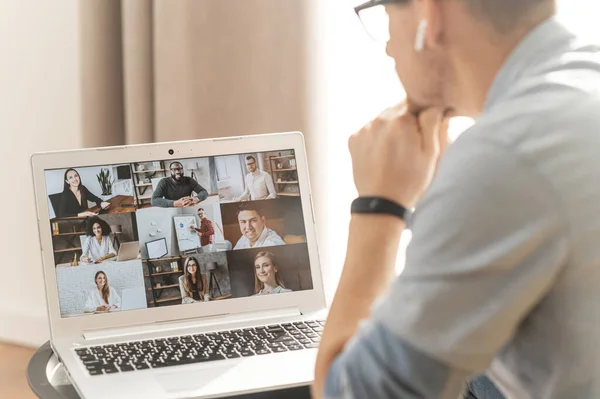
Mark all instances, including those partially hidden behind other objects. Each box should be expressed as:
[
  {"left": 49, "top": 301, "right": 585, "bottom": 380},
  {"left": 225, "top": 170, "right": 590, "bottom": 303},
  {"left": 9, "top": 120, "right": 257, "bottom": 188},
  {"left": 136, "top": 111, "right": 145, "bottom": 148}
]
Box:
[{"left": 31, "top": 132, "right": 325, "bottom": 339}]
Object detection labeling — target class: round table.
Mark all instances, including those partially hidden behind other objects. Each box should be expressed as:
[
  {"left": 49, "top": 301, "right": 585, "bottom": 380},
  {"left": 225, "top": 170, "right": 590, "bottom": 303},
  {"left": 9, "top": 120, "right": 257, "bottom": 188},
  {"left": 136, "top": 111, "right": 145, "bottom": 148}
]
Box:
[{"left": 27, "top": 341, "right": 311, "bottom": 399}]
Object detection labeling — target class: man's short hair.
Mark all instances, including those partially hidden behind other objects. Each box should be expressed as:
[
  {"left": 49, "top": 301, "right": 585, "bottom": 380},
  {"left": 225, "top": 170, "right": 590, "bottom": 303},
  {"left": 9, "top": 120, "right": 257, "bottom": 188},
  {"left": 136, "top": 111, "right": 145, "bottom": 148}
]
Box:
[
  {"left": 236, "top": 202, "right": 264, "bottom": 218},
  {"left": 197, "top": 207, "right": 204, "bottom": 211},
  {"left": 169, "top": 161, "right": 183, "bottom": 169},
  {"left": 463, "top": 0, "right": 555, "bottom": 33},
  {"left": 245, "top": 155, "right": 256, "bottom": 163}
]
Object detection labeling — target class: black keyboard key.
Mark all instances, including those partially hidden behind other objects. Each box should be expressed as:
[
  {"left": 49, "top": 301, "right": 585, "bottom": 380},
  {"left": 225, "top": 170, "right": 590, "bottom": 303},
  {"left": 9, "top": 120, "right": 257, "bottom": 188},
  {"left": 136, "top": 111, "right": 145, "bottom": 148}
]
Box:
[
  {"left": 298, "top": 338, "right": 312, "bottom": 345},
  {"left": 288, "top": 345, "right": 303, "bottom": 351},
  {"left": 79, "top": 355, "right": 96, "bottom": 361},
  {"left": 311, "top": 337, "right": 321, "bottom": 343},
  {"left": 304, "top": 343, "right": 320, "bottom": 349},
  {"left": 306, "top": 333, "right": 318, "bottom": 338},
  {"left": 306, "top": 322, "right": 319, "bottom": 328},
  {"left": 312, "top": 326, "right": 324, "bottom": 332},
  {"left": 104, "top": 367, "right": 119, "bottom": 374},
  {"left": 273, "top": 347, "right": 288, "bottom": 353},
  {"left": 120, "top": 364, "right": 135, "bottom": 372},
  {"left": 89, "top": 369, "right": 103, "bottom": 376},
  {"left": 226, "top": 353, "right": 240, "bottom": 359},
  {"left": 135, "top": 363, "right": 150, "bottom": 370},
  {"left": 240, "top": 351, "right": 254, "bottom": 357},
  {"left": 255, "top": 349, "right": 271, "bottom": 355}
]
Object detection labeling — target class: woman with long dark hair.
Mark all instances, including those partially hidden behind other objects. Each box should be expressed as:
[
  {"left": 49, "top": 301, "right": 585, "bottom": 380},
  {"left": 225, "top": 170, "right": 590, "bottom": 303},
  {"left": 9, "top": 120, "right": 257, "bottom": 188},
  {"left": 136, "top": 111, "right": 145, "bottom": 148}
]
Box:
[
  {"left": 58, "top": 168, "right": 110, "bottom": 217},
  {"left": 80, "top": 217, "right": 117, "bottom": 263},
  {"left": 178, "top": 257, "right": 208, "bottom": 303},
  {"left": 252, "top": 251, "right": 292, "bottom": 296},
  {"left": 84, "top": 271, "right": 121, "bottom": 312}
]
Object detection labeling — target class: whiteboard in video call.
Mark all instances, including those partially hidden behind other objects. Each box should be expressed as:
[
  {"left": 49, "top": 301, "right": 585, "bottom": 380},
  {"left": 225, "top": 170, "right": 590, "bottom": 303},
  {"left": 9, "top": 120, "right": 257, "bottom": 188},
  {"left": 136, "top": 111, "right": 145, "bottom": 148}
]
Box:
[{"left": 173, "top": 215, "right": 201, "bottom": 252}]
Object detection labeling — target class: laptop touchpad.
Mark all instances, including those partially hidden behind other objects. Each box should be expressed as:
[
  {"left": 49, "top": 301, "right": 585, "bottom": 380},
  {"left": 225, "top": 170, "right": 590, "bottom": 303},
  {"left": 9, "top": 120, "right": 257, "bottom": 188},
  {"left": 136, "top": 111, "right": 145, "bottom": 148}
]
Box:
[{"left": 155, "top": 365, "right": 233, "bottom": 393}]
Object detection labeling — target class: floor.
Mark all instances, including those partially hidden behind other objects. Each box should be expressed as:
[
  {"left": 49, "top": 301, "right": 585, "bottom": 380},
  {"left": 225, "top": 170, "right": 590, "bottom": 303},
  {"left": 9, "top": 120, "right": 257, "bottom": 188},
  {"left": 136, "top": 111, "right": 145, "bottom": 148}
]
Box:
[{"left": 0, "top": 342, "right": 36, "bottom": 398}]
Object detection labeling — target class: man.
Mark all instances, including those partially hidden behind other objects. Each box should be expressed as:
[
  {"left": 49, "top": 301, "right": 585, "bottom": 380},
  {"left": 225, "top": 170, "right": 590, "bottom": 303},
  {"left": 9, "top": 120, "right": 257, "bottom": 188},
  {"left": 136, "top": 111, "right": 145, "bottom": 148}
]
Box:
[
  {"left": 314, "top": 1, "right": 600, "bottom": 399},
  {"left": 236, "top": 155, "right": 277, "bottom": 201},
  {"left": 233, "top": 204, "right": 285, "bottom": 249},
  {"left": 190, "top": 207, "right": 214, "bottom": 247},
  {"left": 151, "top": 162, "right": 208, "bottom": 208}
]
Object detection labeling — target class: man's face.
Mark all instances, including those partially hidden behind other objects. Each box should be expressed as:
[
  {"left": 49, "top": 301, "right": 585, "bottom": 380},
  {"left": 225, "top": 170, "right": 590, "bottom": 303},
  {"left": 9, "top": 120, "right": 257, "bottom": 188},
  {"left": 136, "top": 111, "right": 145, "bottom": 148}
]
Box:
[
  {"left": 238, "top": 210, "right": 266, "bottom": 243},
  {"left": 385, "top": 3, "right": 449, "bottom": 112},
  {"left": 170, "top": 163, "right": 183, "bottom": 181},
  {"left": 246, "top": 158, "right": 257, "bottom": 173},
  {"left": 197, "top": 209, "right": 205, "bottom": 218}
]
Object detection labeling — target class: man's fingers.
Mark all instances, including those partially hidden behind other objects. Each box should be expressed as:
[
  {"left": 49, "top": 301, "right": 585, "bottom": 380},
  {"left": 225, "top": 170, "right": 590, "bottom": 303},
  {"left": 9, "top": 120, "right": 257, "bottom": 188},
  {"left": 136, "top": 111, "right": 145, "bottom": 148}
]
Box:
[{"left": 418, "top": 107, "right": 445, "bottom": 156}]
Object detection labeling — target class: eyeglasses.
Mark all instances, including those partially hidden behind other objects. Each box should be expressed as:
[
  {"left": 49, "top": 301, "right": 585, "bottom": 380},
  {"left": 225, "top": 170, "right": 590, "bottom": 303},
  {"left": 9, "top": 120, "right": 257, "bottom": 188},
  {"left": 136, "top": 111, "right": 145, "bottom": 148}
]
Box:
[
  {"left": 170, "top": 167, "right": 183, "bottom": 171},
  {"left": 354, "top": 0, "right": 406, "bottom": 43}
]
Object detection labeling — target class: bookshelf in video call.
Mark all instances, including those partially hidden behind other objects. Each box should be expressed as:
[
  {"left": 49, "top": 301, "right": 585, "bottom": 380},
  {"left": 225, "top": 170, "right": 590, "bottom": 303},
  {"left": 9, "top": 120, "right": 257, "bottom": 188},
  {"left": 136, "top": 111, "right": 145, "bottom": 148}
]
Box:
[
  {"left": 143, "top": 256, "right": 184, "bottom": 307},
  {"left": 131, "top": 161, "right": 167, "bottom": 207},
  {"left": 267, "top": 150, "right": 300, "bottom": 197}
]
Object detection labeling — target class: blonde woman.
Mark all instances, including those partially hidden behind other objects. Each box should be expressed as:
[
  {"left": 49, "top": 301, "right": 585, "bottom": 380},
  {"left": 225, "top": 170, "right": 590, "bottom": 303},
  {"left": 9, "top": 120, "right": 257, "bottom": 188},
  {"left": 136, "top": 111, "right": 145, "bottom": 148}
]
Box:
[
  {"left": 253, "top": 251, "right": 292, "bottom": 296},
  {"left": 84, "top": 271, "right": 121, "bottom": 312},
  {"left": 178, "top": 257, "right": 208, "bottom": 303}
]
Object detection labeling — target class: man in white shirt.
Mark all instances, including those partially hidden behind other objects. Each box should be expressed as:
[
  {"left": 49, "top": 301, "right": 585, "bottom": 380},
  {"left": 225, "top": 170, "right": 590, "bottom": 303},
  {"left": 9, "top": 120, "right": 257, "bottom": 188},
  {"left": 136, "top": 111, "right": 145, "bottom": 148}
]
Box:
[
  {"left": 236, "top": 155, "right": 277, "bottom": 201},
  {"left": 233, "top": 204, "right": 285, "bottom": 249}
]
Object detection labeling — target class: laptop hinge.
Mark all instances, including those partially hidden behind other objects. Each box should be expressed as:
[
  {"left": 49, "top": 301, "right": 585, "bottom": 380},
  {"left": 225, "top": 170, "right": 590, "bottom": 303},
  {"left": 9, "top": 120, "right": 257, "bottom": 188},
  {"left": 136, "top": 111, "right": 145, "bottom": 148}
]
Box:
[{"left": 82, "top": 306, "right": 302, "bottom": 341}]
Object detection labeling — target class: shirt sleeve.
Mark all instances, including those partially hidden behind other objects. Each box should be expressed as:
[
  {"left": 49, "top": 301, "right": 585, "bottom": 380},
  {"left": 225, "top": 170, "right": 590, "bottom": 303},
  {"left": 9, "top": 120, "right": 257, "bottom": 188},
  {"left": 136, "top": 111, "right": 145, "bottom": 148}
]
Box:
[
  {"left": 265, "top": 172, "right": 277, "bottom": 199},
  {"left": 80, "top": 236, "right": 91, "bottom": 261},
  {"left": 190, "top": 179, "right": 209, "bottom": 202},
  {"left": 111, "top": 286, "right": 121, "bottom": 309},
  {"left": 323, "top": 320, "right": 470, "bottom": 399},
  {"left": 83, "top": 185, "right": 102, "bottom": 206},
  {"left": 371, "top": 137, "right": 568, "bottom": 373},
  {"left": 107, "top": 236, "right": 117, "bottom": 256},
  {"left": 151, "top": 179, "right": 174, "bottom": 207}
]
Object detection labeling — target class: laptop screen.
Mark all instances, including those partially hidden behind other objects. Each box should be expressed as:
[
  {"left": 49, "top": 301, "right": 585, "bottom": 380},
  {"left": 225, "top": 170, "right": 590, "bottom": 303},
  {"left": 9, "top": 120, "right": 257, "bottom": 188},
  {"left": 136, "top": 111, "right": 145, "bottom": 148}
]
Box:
[{"left": 44, "top": 150, "right": 313, "bottom": 317}]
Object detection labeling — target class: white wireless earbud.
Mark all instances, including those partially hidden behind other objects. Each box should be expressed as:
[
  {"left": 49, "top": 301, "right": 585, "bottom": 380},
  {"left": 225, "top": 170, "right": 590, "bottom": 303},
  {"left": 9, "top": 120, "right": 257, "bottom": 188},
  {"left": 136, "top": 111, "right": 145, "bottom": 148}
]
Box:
[{"left": 414, "top": 19, "right": 428, "bottom": 52}]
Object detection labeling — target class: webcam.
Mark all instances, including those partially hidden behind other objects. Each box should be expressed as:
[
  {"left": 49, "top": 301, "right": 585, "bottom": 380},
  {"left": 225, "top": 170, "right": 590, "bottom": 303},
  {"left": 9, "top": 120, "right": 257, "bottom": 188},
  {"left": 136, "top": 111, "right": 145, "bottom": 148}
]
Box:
[{"left": 168, "top": 149, "right": 174, "bottom": 155}]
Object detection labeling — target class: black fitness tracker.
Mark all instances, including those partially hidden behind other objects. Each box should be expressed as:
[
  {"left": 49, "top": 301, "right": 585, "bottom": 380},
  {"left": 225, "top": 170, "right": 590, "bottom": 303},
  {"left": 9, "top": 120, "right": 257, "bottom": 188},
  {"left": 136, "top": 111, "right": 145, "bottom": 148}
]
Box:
[{"left": 350, "top": 197, "right": 411, "bottom": 222}]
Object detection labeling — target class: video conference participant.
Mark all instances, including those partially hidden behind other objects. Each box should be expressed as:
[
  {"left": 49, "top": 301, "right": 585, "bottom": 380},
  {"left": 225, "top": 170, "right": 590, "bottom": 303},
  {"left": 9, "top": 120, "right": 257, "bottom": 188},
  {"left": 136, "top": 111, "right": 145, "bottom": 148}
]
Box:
[
  {"left": 84, "top": 271, "right": 121, "bottom": 312},
  {"left": 189, "top": 207, "right": 214, "bottom": 246},
  {"left": 151, "top": 161, "right": 209, "bottom": 208},
  {"left": 233, "top": 203, "right": 285, "bottom": 249},
  {"left": 80, "top": 217, "right": 117, "bottom": 264},
  {"left": 235, "top": 155, "right": 277, "bottom": 201},
  {"left": 58, "top": 168, "right": 110, "bottom": 218},
  {"left": 253, "top": 251, "right": 292, "bottom": 296},
  {"left": 178, "top": 257, "right": 208, "bottom": 303}
]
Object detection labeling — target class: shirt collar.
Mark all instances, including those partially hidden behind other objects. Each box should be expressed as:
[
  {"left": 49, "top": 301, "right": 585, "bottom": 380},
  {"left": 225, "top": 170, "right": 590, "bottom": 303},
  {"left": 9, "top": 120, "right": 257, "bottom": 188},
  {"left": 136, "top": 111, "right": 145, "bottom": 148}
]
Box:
[{"left": 484, "top": 16, "right": 573, "bottom": 112}]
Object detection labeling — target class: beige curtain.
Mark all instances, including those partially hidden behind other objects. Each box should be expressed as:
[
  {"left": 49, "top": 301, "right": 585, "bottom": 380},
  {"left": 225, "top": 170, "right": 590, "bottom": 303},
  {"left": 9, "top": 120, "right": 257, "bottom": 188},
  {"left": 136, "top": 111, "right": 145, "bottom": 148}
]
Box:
[{"left": 80, "top": 0, "right": 311, "bottom": 147}]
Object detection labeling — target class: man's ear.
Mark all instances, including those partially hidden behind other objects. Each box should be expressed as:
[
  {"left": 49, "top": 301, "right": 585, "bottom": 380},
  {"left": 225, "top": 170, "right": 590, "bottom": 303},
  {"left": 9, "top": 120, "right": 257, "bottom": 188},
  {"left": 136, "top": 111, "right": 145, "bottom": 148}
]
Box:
[{"left": 421, "top": 0, "right": 443, "bottom": 49}]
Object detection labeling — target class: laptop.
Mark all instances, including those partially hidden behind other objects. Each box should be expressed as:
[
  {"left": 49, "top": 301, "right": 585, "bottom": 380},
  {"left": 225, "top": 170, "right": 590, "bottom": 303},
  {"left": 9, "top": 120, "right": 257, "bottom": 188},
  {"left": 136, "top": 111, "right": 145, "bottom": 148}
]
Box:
[
  {"left": 32, "top": 132, "right": 327, "bottom": 399},
  {"left": 116, "top": 240, "right": 141, "bottom": 262}
]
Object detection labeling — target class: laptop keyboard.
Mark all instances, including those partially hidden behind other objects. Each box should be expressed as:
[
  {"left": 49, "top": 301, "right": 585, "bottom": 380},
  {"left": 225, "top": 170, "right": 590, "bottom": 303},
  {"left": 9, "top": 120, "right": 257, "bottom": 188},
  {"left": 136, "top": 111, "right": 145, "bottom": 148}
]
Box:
[{"left": 75, "top": 320, "right": 325, "bottom": 376}]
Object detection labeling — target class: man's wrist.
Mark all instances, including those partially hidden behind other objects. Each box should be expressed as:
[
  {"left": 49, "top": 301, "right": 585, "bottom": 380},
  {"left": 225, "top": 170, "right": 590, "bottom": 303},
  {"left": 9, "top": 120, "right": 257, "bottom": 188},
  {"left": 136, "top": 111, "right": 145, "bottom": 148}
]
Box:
[{"left": 350, "top": 196, "right": 412, "bottom": 222}]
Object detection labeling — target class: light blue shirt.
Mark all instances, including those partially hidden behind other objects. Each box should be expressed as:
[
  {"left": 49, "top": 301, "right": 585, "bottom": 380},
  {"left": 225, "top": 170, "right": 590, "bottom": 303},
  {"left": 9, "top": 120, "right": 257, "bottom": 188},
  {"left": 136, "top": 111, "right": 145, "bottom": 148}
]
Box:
[{"left": 325, "top": 17, "right": 600, "bottom": 399}]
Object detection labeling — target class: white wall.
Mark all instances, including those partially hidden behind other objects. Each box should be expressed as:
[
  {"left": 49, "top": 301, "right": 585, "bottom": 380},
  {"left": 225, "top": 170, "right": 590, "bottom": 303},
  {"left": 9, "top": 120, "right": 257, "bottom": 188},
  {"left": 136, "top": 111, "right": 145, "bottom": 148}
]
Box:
[
  {"left": 0, "top": 0, "right": 81, "bottom": 346},
  {"left": 135, "top": 207, "right": 180, "bottom": 258},
  {"left": 181, "top": 196, "right": 225, "bottom": 243},
  {"left": 215, "top": 155, "right": 246, "bottom": 198}
]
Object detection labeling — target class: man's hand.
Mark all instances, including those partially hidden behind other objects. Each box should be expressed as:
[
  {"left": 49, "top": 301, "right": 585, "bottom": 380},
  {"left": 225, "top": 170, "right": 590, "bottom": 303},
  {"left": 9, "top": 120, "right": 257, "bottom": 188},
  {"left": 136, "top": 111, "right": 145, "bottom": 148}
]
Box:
[
  {"left": 174, "top": 197, "right": 192, "bottom": 208},
  {"left": 96, "top": 305, "right": 109, "bottom": 312},
  {"left": 348, "top": 104, "right": 449, "bottom": 208}
]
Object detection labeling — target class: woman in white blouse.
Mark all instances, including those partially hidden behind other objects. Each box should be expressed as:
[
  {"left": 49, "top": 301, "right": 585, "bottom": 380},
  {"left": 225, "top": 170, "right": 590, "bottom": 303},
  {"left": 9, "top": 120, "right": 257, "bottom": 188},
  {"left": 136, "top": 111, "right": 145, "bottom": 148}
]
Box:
[
  {"left": 84, "top": 271, "right": 121, "bottom": 312},
  {"left": 80, "top": 217, "right": 117, "bottom": 264},
  {"left": 252, "top": 251, "right": 292, "bottom": 296}
]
